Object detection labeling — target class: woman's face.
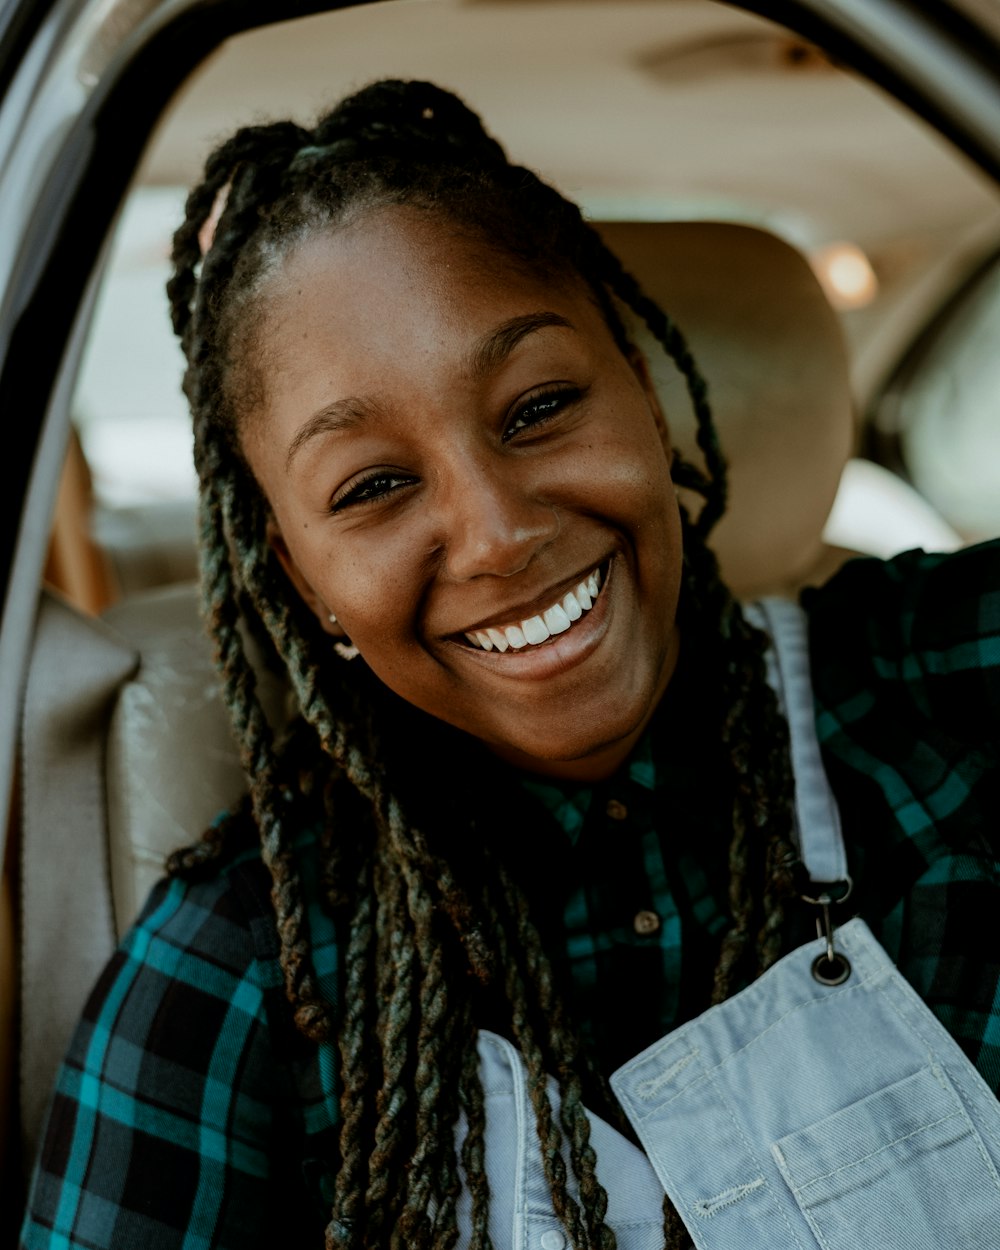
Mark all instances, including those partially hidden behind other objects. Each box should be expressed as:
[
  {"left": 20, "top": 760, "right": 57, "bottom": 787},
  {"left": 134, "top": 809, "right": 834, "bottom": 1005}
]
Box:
[{"left": 241, "top": 207, "right": 683, "bottom": 781}]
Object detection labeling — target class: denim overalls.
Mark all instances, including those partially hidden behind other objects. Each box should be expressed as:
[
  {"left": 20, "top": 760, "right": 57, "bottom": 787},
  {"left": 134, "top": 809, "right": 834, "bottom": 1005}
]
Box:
[{"left": 456, "top": 600, "right": 1000, "bottom": 1249}]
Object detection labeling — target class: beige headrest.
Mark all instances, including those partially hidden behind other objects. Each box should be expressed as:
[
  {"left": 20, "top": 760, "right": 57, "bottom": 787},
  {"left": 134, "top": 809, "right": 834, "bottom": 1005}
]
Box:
[{"left": 596, "top": 222, "right": 854, "bottom": 598}]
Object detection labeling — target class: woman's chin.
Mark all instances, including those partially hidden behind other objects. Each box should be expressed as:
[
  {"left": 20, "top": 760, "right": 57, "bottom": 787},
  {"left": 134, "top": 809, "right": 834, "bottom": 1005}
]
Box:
[{"left": 477, "top": 668, "right": 674, "bottom": 782}]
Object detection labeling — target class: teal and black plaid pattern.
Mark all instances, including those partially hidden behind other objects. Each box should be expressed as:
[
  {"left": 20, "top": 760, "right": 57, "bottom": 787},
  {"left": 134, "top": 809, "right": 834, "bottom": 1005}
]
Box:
[
  {"left": 21, "top": 842, "right": 342, "bottom": 1248},
  {"left": 513, "top": 640, "right": 737, "bottom": 1074},
  {"left": 22, "top": 542, "right": 1000, "bottom": 1246}
]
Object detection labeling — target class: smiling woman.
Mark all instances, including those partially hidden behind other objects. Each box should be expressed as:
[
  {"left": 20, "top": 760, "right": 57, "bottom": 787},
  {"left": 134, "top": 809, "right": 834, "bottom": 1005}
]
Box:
[
  {"left": 251, "top": 212, "right": 682, "bottom": 778},
  {"left": 19, "top": 76, "right": 1000, "bottom": 1250}
]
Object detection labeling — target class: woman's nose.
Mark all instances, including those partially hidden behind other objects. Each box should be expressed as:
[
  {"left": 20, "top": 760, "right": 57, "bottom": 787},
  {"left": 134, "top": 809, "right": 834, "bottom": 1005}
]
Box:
[{"left": 440, "top": 459, "right": 559, "bottom": 581}]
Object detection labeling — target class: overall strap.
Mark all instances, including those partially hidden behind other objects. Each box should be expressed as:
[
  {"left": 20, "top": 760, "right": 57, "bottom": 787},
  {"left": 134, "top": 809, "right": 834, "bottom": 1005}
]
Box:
[{"left": 744, "top": 598, "right": 848, "bottom": 889}]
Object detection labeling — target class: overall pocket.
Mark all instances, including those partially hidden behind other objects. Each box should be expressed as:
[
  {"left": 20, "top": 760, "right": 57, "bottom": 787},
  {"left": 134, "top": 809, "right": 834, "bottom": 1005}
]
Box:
[{"left": 772, "top": 1065, "right": 1000, "bottom": 1249}]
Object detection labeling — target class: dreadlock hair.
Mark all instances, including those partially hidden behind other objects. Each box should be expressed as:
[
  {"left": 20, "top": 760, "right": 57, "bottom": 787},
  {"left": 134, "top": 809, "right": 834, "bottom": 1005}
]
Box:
[{"left": 166, "top": 78, "right": 799, "bottom": 1250}]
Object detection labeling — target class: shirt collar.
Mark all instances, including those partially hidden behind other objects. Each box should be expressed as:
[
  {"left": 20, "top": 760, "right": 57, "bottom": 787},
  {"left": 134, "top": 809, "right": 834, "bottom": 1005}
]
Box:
[{"left": 519, "top": 727, "right": 658, "bottom": 846}]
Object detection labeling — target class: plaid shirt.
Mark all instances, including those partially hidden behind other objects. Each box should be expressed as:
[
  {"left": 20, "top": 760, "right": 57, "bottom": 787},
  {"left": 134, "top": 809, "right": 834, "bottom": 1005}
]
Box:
[{"left": 21, "top": 542, "right": 1000, "bottom": 1248}]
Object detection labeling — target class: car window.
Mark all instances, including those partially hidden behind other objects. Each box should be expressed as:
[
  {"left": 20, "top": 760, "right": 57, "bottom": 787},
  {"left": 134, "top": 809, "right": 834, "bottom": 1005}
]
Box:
[{"left": 870, "top": 248, "right": 1000, "bottom": 542}]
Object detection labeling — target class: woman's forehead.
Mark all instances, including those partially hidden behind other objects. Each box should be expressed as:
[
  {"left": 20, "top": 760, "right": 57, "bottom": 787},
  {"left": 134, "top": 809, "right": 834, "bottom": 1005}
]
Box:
[
  {"left": 256, "top": 207, "right": 602, "bottom": 373},
  {"left": 237, "top": 207, "right": 621, "bottom": 474},
  {"left": 270, "top": 205, "right": 572, "bottom": 302}
]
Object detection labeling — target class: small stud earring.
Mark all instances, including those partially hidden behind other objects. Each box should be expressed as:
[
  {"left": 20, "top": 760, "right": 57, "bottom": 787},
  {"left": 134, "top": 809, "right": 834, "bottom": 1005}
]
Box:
[{"left": 326, "top": 609, "right": 359, "bottom": 660}]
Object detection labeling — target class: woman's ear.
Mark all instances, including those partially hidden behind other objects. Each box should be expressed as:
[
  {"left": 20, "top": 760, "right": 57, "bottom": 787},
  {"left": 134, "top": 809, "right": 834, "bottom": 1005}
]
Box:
[
  {"left": 266, "top": 518, "right": 339, "bottom": 635},
  {"left": 628, "top": 347, "right": 673, "bottom": 464}
]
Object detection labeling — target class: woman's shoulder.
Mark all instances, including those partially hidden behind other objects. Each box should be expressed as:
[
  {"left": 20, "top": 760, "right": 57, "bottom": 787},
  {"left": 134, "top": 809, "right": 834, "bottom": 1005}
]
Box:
[
  {"left": 120, "top": 821, "right": 334, "bottom": 1006},
  {"left": 804, "top": 537, "right": 1000, "bottom": 641},
  {"left": 800, "top": 541, "right": 1000, "bottom": 886},
  {"left": 803, "top": 539, "right": 1000, "bottom": 743},
  {"left": 123, "top": 847, "right": 273, "bottom": 981},
  {"left": 83, "top": 844, "right": 281, "bottom": 1077},
  {"left": 64, "top": 819, "right": 340, "bottom": 1093},
  {"left": 73, "top": 851, "right": 284, "bottom": 1103}
]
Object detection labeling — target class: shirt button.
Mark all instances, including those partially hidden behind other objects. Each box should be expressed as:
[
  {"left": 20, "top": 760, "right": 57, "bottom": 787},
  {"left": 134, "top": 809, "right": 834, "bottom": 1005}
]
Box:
[
  {"left": 540, "top": 1232, "right": 566, "bottom": 1250},
  {"left": 634, "top": 909, "right": 661, "bottom": 936},
  {"left": 605, "top": 798, "right": 628, "bottom": 821}
]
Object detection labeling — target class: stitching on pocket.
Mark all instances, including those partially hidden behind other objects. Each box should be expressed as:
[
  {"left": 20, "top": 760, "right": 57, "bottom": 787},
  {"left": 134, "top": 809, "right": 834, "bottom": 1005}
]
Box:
[
  {"left": 773, "top": 1066, "right": 1000, "bottom": 1250},
  {"left": 791, "top": 1109, "right": 966, "bottom": 1195}
]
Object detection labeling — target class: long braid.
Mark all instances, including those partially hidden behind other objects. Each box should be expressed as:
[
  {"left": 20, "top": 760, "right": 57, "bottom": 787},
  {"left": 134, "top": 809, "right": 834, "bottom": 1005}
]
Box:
[
  {"left": 168, "top": 77, "right": 801, "bottom": 1250},
  {"left": 363, "top": 831, "right": 417, "bottom": 1244},
  {"left": 212, "top": 465, "right": 334, "bottom": 1039},
  {"left": 495, "top": 923, "right": 587, "bottom": 1248},
  {"left": 458, "top": 1005, "right": 493, "bottom": 1250},
  {"left": 493, "top": 858, "right": 614, "bottom": 1250},
  {"left": 378, "top": 800, "right": 480, "bottom": 1247},
  {"left": 167, "top": 120, "right": 341, "bottom": 1039},
  {"left": 327, "top": 850, "right": 377, "bottom": 1250}
]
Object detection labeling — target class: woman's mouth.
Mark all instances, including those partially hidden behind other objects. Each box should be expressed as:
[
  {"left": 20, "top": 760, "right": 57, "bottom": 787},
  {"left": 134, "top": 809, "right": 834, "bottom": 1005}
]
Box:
[{"left": 462, "top": 565, "right": 605, "bottom": 652}]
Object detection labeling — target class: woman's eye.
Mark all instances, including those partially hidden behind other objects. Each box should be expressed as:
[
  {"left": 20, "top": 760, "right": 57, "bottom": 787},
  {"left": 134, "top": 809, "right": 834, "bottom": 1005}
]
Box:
[
  {"left": 505, "top": 386, "right": 582, "bottom": 440},
  {"left": 331, "top": 471, "right": 413, "bottom": 512}
]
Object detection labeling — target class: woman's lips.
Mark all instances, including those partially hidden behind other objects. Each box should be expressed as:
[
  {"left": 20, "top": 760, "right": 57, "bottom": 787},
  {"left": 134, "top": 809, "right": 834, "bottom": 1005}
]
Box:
[
  {"left": 444, "top": 559, "right": 615, "bottom": 682},
  {"left": 462, "top": 566, "right": 604, "bottom": 653}
]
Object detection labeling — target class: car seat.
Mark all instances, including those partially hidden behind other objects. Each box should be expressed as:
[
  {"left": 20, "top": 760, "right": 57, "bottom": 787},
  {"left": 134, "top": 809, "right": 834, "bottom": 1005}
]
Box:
[{"left": 11, "top": 220, "right": 957, "bottom": 1178}]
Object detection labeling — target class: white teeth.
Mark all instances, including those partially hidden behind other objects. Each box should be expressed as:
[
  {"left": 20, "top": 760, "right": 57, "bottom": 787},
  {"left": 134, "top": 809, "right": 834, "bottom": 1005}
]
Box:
[
  {"left": 562, "top": 592, "right": 582, "bottom": 622},
  {"left": 463, "top": 565, "right": 606, "bottom": 652},
  {"left": 522, "top": 615, "right": 550, "bottom": 645},
  {"left": 486, "top": 628, "right": 509, "bottom": 652},
  {"left": 544, "top": 603, "right": 572, "bottom": 635}
]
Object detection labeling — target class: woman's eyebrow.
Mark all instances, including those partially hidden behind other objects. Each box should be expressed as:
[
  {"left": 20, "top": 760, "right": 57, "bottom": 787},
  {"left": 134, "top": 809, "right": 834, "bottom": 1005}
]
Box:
[
  {"left": 284, "top": 313, "right": 573, "bottom": 472},
  {"left": 285, "top": 397, "right": 379, "bottom": 472},
  {"left": 466, "top": 311, "right": 574, "bottom": 380}
]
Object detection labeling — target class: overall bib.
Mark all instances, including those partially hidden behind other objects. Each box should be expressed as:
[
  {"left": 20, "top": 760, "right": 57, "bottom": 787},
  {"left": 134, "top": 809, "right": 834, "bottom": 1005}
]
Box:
[{"left": 457, "top": 601, "right": 1000, "bottom": 1250}]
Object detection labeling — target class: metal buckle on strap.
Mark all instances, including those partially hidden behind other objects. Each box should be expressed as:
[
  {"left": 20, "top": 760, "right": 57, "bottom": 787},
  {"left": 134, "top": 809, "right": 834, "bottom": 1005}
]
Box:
[{"left": 802, "top": 877, "right": 853, "bottom": 986}]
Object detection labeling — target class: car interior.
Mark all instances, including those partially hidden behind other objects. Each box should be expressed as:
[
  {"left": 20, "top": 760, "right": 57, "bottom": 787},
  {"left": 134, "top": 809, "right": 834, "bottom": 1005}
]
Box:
[{"left": 5, "top": 0, "right": 1000, "bottom": 1232}]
